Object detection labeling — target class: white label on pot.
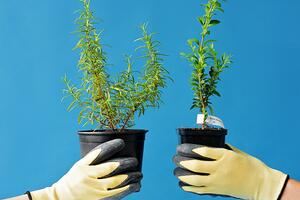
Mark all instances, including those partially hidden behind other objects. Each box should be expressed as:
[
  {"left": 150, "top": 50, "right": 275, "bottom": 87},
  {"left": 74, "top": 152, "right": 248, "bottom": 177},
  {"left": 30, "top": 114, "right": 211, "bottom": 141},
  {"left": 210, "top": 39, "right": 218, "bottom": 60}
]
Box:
[{"left": 197, "top": 114, "right": 225, "bottom": 128}]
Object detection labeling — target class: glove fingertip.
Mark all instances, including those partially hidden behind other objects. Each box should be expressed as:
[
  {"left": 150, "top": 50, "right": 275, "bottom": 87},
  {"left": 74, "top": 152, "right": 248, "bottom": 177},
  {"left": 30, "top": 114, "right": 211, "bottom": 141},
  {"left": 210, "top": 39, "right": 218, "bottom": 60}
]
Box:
[
  {"left": 114, "top": 157, "right": 138, "bottom": 171},
  {"left": 127, "top": 172, "right": 143, "bottom": 183},
  {"left": 173, "top": 156, "right": 190, "bottom": 169},
  {"left": 179, "top": 181, "right": 190, "bottom": 188},
  {"left": 90, "top": 139, "right": 125, "bottom": 165},
  {"left": 114, "top": 172, "right": 143, "bottom": 189},
  {"left": 177, "top": 143, "right": 199, "bottom": 155},
  {"left": 174, "top": 167, "right": 194, "bottom": 177},
  {"left": 106, "top": 183, "right": 141, "bottom": 200},
  {"left": 177, "top": 144, "right": 215, "bottom": 161},
  {"left": 103, "top": 157, "right": 139, "bottom": 177},
  {"left": 129, "top": 182, "right": 141, "bottom": 192}
]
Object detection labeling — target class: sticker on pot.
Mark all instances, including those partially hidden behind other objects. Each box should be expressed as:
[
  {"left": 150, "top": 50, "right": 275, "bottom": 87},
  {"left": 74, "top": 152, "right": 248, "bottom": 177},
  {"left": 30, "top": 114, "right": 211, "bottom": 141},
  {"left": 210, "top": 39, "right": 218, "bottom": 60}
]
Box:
[{"left": 196, "top": 114, "right": 225, "bottom": 128}]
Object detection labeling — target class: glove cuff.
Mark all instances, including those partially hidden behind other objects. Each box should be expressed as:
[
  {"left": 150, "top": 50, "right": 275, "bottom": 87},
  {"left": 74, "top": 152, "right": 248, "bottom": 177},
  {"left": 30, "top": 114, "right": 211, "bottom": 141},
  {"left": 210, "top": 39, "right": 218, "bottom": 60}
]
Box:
[
  {"left": 277, "top": 175, "right": 290, "bottom": 200},
  {"left": 31, "top": 187, "right": 57, "bottom": 200},
  {"left": 259, "top": 168, "right": 288, "bottom": 200},
  {"left": 25, "top": 191, "right": 33, "bottom": 200}
]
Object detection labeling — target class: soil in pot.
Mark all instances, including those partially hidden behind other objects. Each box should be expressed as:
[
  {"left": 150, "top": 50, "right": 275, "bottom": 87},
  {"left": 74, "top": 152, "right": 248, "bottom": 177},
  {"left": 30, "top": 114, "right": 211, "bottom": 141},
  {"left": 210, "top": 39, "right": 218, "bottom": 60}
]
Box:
[
  {"left": 78, "top": 129, "right": 148, "bottom": 172},
  {"left": 177, "top": 128, "right": 227, "bottom": 148}
]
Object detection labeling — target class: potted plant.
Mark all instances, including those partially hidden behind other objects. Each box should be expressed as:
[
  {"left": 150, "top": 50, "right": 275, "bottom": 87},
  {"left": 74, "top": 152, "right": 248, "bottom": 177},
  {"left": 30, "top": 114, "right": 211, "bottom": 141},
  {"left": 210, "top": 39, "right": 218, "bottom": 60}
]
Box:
[
  {"left": 178, "top": 0, "right": 232, "bottom": 148},
  {"left": 63, "top": 0, "right": 170, "bottom": 171}
]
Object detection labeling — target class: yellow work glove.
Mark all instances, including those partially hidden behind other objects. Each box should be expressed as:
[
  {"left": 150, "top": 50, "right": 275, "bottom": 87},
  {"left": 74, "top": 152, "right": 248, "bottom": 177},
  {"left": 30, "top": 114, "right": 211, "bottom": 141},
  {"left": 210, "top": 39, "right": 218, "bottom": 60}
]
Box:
[
  {"left": 173, "top": 143, "right": 288, "bottom": 200},
  {"left": 31, "top": 139, "right": 142, "bottom": 200}
]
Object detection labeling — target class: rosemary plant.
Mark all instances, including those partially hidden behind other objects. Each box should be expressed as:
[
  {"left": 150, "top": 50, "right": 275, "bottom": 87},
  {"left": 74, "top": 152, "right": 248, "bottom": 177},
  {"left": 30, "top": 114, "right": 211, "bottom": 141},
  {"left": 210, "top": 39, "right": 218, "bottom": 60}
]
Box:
[
  {"left": 63, "top": 0, "right": 169, "bottom": 131},
  {"left": 181, "top": 0, "right": 232, "bottom": 129}
]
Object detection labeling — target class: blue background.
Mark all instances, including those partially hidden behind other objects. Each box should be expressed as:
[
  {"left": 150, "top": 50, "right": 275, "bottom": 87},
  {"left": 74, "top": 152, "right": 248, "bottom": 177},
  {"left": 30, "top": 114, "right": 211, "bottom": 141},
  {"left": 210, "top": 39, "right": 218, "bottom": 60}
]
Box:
[{"left": 0, "top": 0, "right": 300, "bottom": 199}]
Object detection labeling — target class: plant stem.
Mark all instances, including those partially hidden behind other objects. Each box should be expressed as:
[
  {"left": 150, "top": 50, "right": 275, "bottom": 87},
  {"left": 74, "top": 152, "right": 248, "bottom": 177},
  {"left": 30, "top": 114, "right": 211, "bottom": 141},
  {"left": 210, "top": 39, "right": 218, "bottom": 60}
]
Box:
[
  {"left": 121, "top": 108, "right": 136, "bottom": 131},
  {"left": 197, "top": 5, "right": 214, "bottom": 129}
]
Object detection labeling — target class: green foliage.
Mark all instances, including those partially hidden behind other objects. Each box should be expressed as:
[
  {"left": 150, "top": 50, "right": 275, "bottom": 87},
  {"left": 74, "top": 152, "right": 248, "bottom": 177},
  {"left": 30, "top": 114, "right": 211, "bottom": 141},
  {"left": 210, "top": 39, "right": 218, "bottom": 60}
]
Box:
[
  {"left": 63, "top": 0, "right": 169, "bottom": 131},
  {"left": 181, "top": 0, "right": 232, "bottom": 128}
]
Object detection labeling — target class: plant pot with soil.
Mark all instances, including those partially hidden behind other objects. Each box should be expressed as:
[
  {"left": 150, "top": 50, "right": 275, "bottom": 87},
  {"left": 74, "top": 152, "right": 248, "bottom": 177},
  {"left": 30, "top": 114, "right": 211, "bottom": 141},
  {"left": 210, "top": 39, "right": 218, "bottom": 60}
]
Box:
[
  {"left": 179, "top": 0, "right": 232, "bottom": 148},
  {"left": 63, "top": 0, "right": 170, "bottom": 172}
]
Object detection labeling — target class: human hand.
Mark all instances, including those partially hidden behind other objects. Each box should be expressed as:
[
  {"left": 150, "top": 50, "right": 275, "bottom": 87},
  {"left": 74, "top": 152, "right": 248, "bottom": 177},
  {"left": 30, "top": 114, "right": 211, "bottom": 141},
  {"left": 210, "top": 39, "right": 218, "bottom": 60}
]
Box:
[
  {"left": 173, "top": 143, "right": 288, "bottom": 200},
  {"left": 31, "top": 139, "right": 142, "bottom": 200}
]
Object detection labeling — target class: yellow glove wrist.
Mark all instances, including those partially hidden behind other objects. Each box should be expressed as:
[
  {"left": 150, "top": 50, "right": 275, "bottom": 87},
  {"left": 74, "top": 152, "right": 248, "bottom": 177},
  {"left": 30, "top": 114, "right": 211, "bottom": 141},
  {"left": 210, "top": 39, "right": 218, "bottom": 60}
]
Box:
[
  {"left": 31, "top": 187, "right": 58, "bottom": 200},
  {"left": 258, "top": 168, "right": 288, "bottom": 200}
]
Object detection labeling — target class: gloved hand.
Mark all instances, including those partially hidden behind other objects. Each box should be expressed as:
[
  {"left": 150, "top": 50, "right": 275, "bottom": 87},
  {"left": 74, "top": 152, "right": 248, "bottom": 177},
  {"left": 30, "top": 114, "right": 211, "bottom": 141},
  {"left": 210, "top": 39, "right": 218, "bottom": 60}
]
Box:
[
  {"left": 173, "top": 143, "right": 288, "bottom": 200},
  {"left": 31, "top": 139, "right": 142, "bottom": 200}
]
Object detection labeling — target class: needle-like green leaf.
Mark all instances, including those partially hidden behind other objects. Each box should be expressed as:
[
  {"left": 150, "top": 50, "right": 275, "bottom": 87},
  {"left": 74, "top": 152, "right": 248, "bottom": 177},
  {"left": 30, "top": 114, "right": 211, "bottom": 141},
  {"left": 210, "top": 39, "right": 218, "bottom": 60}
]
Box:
[{"left": 63, "top": 0, "right": 170, "bottom": 131}]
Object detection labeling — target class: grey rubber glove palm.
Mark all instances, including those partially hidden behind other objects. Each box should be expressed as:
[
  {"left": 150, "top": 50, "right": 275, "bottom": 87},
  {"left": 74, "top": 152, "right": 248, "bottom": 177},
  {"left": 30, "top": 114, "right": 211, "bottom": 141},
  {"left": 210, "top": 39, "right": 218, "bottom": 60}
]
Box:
[{"left": 31, "top": 139, "right": 142, "bottom": 200}]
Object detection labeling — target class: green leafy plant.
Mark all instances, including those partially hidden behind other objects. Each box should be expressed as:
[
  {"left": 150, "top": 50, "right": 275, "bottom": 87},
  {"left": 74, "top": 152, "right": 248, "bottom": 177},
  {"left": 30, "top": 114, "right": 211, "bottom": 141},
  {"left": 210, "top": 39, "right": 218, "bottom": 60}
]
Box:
[
  {"left": 181, "top": 0, "right": 232, "bottom": 129},
  {"left": 63, "top": 0, "right": 170, "bottom": 131}
]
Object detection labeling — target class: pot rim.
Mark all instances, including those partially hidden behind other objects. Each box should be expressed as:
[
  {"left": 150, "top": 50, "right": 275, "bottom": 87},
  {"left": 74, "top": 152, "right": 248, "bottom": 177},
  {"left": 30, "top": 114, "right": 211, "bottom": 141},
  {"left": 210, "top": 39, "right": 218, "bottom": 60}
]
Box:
[
  {"left": 177, "top": 127, "right": 227, "bottom": 135},
  {"left": 78, "top": 129, "right": 148, "bottom": 135},
  {"left": 177, "top": 127, "right": 227, "bottom": 131}
]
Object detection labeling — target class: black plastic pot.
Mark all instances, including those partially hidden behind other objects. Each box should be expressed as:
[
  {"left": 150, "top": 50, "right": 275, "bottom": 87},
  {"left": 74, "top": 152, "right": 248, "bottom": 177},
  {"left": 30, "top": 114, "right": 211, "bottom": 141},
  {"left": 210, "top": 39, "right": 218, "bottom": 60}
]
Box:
[
  {"left": 177, "top": 128, "right": 227, "bottom": 148},
  {"left": 78, "top": 129, "right": 148, "bottom": 172}
]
